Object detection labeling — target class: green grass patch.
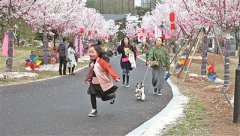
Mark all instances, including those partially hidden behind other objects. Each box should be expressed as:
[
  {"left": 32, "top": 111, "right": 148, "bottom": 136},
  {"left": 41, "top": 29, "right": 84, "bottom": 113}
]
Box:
[
  {"left": 162, "top": 102, "right": 209, "bottom": 136},
  {"left": 0, "top": 46, "right": 35, "bottom": 72},
  {"left": 15, "top": 46, "right": 37, "bottom": 51}
]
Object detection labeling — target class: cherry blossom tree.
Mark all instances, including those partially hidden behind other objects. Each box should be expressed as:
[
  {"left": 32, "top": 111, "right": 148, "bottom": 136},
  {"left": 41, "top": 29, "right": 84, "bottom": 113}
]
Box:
[
  {"left": 0, "top": 0, "right": 38, "bottom": 71},
  {"left": 23, "top": 0, "right": 87, "bottom": 64},
  {"left": 142, "top": 0, "right": 240, "bottom": 84},
  {"left": 1, "top": 0, "right": 119, "bottom": 66},
  {"left": 181, "top": 0, "right": 240, "bottom": 86}
]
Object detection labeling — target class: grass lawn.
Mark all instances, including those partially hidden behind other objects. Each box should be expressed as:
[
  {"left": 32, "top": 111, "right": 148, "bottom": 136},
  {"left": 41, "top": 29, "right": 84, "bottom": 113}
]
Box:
[
  {"left": 0, "top": 46, "right": 36, "bottom": 72},
  {"left": 162, "top": 101, "right": 209, "bottom": 136}
]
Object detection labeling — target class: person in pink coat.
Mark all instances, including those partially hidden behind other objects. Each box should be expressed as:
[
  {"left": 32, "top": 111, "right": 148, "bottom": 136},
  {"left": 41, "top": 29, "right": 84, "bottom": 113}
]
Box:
[{"left": 85, "top": 44, "right": 120, "bottom": 117}]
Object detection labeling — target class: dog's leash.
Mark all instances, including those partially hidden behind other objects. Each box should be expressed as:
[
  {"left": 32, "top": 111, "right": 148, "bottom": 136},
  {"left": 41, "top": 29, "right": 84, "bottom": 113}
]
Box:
[{"left": 142, "top": 64, "right": 150, "bottom": 84}]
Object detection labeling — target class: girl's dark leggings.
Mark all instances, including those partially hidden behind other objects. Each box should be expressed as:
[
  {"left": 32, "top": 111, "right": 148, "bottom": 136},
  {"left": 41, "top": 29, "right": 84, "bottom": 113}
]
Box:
[
  {"left": 90, "top": 94, "right": 97, "bottom": 109},
  {"left": 68, "top": 65, "right": 75, "bottom": 74},
  {"left": 90, "top": 90, "right": 116, "bottom": 109}
]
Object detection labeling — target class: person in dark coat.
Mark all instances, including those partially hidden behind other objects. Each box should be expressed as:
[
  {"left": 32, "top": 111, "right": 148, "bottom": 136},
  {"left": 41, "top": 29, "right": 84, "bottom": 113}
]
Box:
[
  {"left": 117, "top": 36, "right": 136, "bottom": 87},
  {"left": 57, "top": 38, "right": 67, "bottom": 75}
]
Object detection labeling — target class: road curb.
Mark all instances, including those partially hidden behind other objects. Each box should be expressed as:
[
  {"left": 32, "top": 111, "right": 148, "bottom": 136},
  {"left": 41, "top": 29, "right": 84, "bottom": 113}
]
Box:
[{"left": 126, "top": 56, "right": 189, "bottom": 136}]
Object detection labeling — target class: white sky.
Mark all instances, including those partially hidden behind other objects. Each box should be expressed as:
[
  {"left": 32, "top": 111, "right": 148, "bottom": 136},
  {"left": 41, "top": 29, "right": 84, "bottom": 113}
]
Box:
[{"left": 135, "top": 0, "right": 141, "bottom": 7}]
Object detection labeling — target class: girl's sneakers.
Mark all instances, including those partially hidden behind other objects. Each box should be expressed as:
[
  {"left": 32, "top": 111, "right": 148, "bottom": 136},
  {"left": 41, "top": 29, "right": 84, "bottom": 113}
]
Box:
[
  {"left": 110, "top": 93, "right": 116, "bottom": 104},
  {"left": 154, "top": 88, "right": 157, "bottom": 94},
  {"left": 88, "top": 109, "right": 97, "bottom": 117},
  {"left": 158, "top": 89, "right": 162, "bottom": 96},
  {"left": 122, "top": 82, "right": 130, "bottom": 88},
  {"left": 110, "top": 98, "right": 115, "bottom": 104}
]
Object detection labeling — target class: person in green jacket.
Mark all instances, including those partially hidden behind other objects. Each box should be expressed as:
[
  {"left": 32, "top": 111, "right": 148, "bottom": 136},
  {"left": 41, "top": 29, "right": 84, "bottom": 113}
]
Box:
[{"left": 146, "top": 37, "right": 170, "bottom": 95}]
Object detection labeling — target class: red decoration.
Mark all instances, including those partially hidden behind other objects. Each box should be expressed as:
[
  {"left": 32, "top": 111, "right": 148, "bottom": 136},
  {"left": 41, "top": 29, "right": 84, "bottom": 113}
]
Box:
[
  {"left": 79, "top": 27, "right": 84, "bottom": 34},
  {"left": 162, "top": 33, "right": 166, "bottom": 40},
  {"left": 141, "top": 28, "right": 145, "bottom": 33},
  {"left": 170, "top": 23, "right": 176, "bottom": 30},
  {"left": 208, "top": 62, "right": 215, "bottom": 73},
  {"left": 170, "top": 12, "right": 175, "bottom": 22},
  {"left": 26, "top": 62, "right": 32, "bottom": 67},
  {"left": 147, "top": 32, "right": 150, "bottom": 37},
  {"left": 88, "top": 30, "right": 92, "bottom": 36}
]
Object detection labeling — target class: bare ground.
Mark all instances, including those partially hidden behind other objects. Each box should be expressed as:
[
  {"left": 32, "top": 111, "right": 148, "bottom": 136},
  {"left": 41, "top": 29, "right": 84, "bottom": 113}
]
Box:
[{"left": 170, "top": 54, "right": 240, "bottom": 135}]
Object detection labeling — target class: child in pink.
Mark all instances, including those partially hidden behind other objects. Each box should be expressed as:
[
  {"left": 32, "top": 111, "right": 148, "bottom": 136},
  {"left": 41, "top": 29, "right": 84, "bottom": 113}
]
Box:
[{"left": 85, "top": 45, "right": 120, "bottom": 117}]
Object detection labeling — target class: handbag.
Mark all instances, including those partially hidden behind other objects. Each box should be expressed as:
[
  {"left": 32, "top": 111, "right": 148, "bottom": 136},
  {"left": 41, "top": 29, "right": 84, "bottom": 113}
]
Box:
[
  {"left": 150, "top": 53, "right": 160, "bottom": 68},
  {"left": 150, "top": 60, "right": 160, "bottom": 68},
  {"left": 121, "top": 57, "right": 129, "bottom": 63}
]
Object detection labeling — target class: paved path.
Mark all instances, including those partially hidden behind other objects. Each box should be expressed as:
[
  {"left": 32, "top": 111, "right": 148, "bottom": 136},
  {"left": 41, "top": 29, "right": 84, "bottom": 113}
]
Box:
[{"left": 0, "top": 56, "right": 173, "bottom": 136}]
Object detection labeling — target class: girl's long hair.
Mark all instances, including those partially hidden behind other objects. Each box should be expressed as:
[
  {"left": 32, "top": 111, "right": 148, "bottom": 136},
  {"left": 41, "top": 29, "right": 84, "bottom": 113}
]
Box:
[
  {"left": 90, "top": 45, "right": 110, "bottom": 62},
  {"left": 121, "top": 36, "right": 131, "bottom": 47}
]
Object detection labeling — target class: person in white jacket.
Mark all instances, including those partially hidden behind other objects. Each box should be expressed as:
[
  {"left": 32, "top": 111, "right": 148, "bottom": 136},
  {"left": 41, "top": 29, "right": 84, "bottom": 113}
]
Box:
[{"left": 67, "top": 42, "right": 77, "bottom": 75}]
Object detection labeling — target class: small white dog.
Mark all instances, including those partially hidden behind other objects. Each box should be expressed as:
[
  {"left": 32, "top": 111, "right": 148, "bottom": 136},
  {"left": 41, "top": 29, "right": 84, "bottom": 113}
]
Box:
[{"left": 135, "top": 82, "right": 145, "bottom": 101}]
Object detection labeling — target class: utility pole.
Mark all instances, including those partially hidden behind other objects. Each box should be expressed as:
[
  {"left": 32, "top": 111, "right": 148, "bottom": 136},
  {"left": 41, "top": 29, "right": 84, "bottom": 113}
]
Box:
[{"left": 233, "top": 20, "right": 240, "bottom": 124}]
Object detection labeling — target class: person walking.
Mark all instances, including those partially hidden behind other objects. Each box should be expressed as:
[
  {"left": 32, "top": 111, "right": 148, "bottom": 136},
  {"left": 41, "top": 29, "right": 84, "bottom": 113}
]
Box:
[
  {"left": 84, "top": 45, "right": 120, "bottom": 117},
  {"left": 67, "top": 42, "right": 77, "bottom": 75},
  {"left": 147, "top": 37, "right": 170, "bottom": 95},
  {"left": 58, "top": 38, "right": 67, "bottom": 75},
  {"left": 117, "top": 36, "right": 136, "bottom": 87}
]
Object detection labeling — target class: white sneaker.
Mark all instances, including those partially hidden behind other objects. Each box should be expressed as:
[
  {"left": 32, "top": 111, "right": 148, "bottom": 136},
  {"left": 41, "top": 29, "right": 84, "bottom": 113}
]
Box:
[
  {"left": 158, "top": 89, "right": 162, "bottom": 96},
  {"left": 126, "top": 84, "right": 130, "bottom": 88},
  {"left": 88, "top": 109, "right": 97, "bottom": 117},
  {"left": 158, "top": 93, "right": 162, "bottom": 96}
]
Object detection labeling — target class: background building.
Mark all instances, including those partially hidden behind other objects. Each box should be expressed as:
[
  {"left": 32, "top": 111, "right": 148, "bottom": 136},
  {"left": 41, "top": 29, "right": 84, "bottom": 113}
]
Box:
[{"left": 86, "top": 0, "right": 159, "bottom": 14}]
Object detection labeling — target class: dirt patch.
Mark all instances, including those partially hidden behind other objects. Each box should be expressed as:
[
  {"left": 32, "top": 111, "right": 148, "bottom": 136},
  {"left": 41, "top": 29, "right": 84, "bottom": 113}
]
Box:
[{"left": 171, "top": 53, "right": 240, "bottom": 135}]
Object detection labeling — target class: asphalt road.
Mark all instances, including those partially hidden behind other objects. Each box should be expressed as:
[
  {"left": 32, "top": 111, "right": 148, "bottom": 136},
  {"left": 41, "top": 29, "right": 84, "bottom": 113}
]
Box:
[{"left": 0, "top": 56, "right": 173, "bottom": 136}]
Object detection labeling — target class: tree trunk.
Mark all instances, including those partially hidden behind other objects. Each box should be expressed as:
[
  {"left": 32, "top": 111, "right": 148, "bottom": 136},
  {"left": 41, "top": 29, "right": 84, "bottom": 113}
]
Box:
[
  {"left": 59, "top": 34, "right": 63, "bottom": 44},
  {"left": 16, "top": 35, "right": 20, "bottom": 46},
  {"left": 43, "top": 32, "right": 48, "bottom": 65},
  {"left": 201, "top": 35, "right": 208, "bottom": 75},
  {"left": 0, "top": 24, "right": 4, "bottom": 46},
  {"left": 6, "top": 29, "right": 14, "bottom": 72},
  {"left": 224, "top": 33, "right": 231, "bottom": 87},
  {"left": 235, "top": 28, "right": 239, "bottom": 51},
  {"left": 6, "top": 0, "right": 14, "bottom": 71},
  {"left": 53, "top": 35, "right": 56, "bottom": 49}
]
